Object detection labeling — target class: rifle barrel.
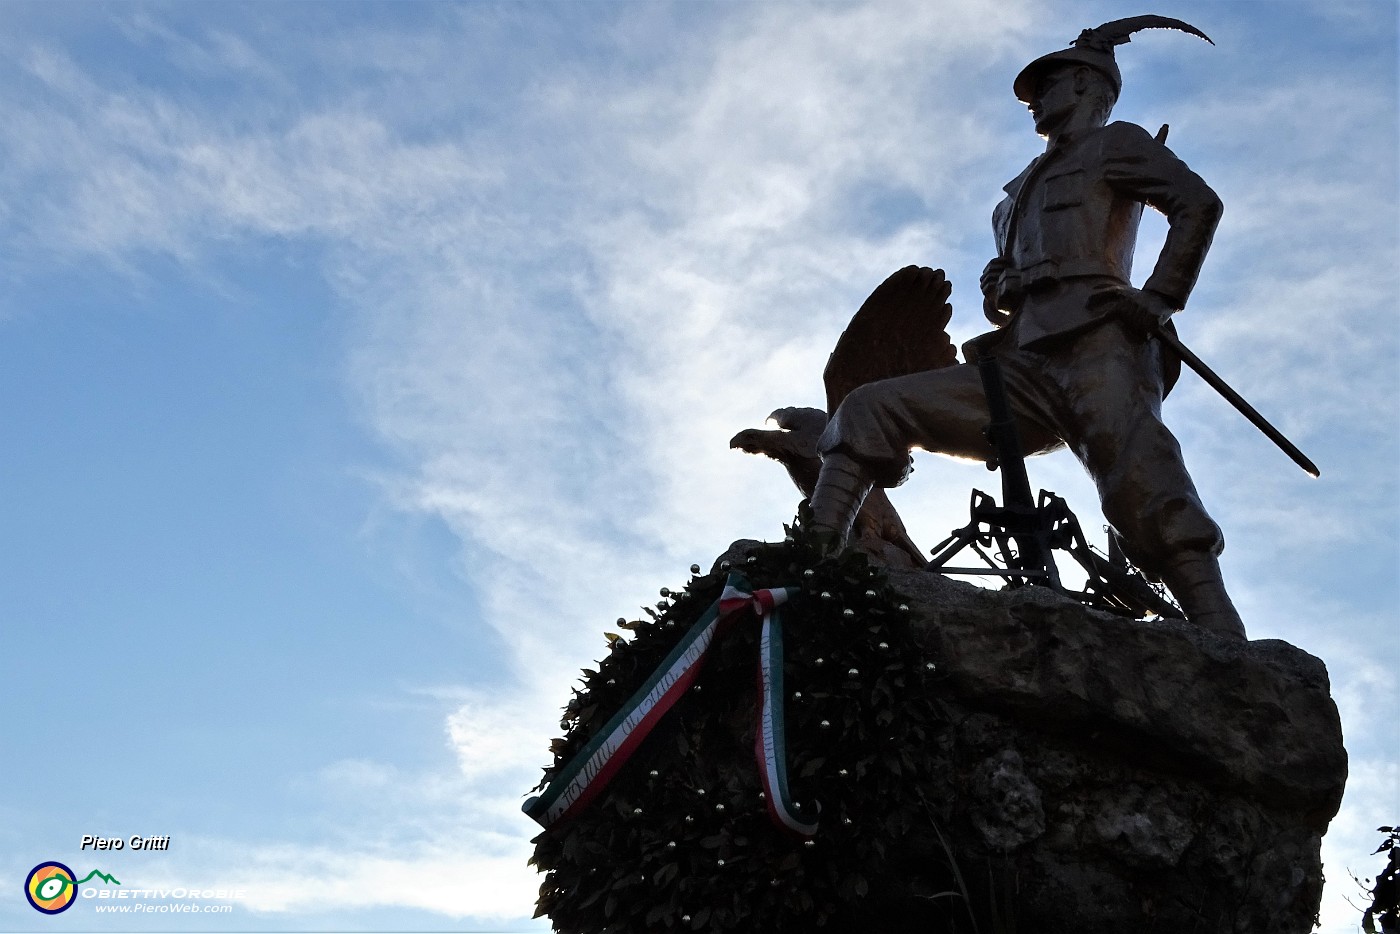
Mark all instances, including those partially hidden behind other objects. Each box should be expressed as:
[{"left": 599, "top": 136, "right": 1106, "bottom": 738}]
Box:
[{"left": 1155, "top": 326, "right": 1320, "bottom": 478}]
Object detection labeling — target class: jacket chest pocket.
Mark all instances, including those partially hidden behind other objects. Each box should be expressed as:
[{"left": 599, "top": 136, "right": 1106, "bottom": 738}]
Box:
[{"left": 1041, "top": 168, "right": 1085, "bottom": 211}]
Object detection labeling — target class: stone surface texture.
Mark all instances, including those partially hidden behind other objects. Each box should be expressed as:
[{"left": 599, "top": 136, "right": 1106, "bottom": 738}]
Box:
[{"left": 877, "top": 563, "right": 1347, "bottom": 933}]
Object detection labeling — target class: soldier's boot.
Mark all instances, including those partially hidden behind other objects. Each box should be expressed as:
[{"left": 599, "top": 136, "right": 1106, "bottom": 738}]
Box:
[
  {"left": 1161, "top": 552, "right": 1246, "bottom": 640},
  {"left": 808, "top": 452, "right": 873, "bottom": 551}
]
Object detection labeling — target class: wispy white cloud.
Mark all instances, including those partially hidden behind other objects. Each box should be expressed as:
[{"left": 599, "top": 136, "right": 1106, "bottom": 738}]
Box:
[{"left": 1319, "top": 757, "right": 1400, "bottom": 932}]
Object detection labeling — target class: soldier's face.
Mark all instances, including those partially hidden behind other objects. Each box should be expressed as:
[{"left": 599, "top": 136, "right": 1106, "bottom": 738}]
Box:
[{"left": 1029, "top": 67, "right": 1079, "bottom": 136}]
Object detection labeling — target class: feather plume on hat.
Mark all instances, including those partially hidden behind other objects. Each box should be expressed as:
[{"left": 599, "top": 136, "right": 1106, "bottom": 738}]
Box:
[{"left": 1014, "top": 15, "right": 1213, "bottom": 103}]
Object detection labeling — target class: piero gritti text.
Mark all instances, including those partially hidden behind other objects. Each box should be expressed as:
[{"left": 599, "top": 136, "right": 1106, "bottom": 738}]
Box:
[{"left": 81, "top": 834, "right": 171, "bottom": 851}]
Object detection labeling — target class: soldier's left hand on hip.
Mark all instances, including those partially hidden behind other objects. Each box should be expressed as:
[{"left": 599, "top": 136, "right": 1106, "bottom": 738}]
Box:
[{"left": 1092, "top": 286, "right": 1175, "bottom": 335}]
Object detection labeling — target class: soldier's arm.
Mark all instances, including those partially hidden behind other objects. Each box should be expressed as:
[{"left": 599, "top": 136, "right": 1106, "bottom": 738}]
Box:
[{"left": 1100, "top": 121, "right": 1224, "bottom": 310}]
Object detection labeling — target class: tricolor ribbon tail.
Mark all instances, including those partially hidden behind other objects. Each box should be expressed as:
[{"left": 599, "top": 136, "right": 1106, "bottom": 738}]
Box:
[{"left": 526, "top": 573, "right": 817, "bottom": 837}]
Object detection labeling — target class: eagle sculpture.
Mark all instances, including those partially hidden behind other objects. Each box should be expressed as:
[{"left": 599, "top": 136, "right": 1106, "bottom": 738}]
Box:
[{"left": 730, "top": 265, "right": 957, "bottom": 569}]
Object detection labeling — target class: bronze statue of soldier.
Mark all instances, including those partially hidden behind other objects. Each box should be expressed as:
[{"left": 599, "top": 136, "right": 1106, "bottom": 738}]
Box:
[{"left": 809, "top": 16, "right": 1249, "bottom": 639}]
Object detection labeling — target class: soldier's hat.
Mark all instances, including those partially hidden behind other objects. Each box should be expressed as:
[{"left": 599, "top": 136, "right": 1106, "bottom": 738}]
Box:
[{"left": 1013, "top": 15, "right": 1212, "bottom": 104}]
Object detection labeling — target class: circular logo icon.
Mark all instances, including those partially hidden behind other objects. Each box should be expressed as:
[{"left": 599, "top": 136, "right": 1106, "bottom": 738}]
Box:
[{"left": 25, "top": 862, "right": 78, "bottom": 914}]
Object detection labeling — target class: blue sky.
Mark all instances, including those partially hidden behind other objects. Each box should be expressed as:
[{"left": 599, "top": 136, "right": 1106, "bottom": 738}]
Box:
[{"left": 0, "top": 2, "right": 1395, "bottom": 931}]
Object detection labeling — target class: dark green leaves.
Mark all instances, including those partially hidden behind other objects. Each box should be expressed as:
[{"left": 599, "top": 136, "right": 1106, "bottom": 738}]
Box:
[{"left": 529, "top": 517, "right": 946, "bottom": 933}]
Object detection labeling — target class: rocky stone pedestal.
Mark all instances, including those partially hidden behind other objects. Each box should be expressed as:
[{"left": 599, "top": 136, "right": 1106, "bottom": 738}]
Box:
[
  {"left": 532, "top": 541, "right": 1346, "bottom": 934},
  {"left": 878, "top": 567, "right": 1346, "bottom": 934}
]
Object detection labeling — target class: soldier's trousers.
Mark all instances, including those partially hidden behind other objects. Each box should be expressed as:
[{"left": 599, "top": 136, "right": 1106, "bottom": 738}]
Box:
[{"left": 816, "top": 316, "right": 1224, "bottom": 577}]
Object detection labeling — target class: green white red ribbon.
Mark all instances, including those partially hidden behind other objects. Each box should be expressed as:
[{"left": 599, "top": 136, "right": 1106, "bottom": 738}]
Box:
[
  {"left": 753, "top": 596, "right": 820, "bottom": 836},
  {"left": 523, "top": 573, "right": 819, "bottom": 837}
]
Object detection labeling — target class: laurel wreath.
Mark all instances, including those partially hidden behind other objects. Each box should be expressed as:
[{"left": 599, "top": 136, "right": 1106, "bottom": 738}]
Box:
[{"left": 528, "top": 517, "right": 963, "bottom": 932}]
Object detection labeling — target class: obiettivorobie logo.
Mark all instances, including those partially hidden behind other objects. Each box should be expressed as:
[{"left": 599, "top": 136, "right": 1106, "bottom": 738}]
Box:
[{"left": 24, "top": 861, "right": 120, "bottom": 914}]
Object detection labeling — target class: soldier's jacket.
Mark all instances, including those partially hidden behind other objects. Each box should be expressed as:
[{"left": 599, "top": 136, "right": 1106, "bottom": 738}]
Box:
[{"left": 993, "top": 120, "right": 1222, "bottom": 348}]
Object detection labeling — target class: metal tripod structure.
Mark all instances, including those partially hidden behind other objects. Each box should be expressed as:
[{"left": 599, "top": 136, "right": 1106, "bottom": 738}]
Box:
[{"left": 926, "top": 354, "right": 1184, "bottom": 621}]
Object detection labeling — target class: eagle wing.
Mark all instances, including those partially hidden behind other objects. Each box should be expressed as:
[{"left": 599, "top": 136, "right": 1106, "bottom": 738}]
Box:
[{"left": 823, "top": 265, "right": 957, "bottom": 414}]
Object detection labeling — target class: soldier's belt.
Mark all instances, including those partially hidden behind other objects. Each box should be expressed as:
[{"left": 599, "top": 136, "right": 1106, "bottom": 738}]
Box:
[{"left": 1013, "top": 258, "right": 1128, "bottom": 291}]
